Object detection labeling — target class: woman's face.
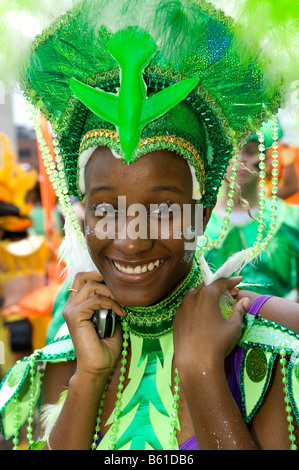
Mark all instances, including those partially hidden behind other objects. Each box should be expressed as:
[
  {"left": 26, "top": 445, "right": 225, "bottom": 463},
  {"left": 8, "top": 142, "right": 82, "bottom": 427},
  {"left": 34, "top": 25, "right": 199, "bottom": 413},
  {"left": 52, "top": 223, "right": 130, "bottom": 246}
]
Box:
[{"left": 84, "top": 147, "right": 211, "bottom": 307}]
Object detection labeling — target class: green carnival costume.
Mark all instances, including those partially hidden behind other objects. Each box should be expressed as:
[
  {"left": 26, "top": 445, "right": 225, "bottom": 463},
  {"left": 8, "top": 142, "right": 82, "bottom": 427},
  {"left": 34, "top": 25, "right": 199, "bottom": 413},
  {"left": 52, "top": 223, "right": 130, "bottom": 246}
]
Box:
[
  {"left": 205, "top": 198, "right": 299, "bottom": 298},
  {"left": 0, "top": 0, "right": 299, "bottom": 451}
]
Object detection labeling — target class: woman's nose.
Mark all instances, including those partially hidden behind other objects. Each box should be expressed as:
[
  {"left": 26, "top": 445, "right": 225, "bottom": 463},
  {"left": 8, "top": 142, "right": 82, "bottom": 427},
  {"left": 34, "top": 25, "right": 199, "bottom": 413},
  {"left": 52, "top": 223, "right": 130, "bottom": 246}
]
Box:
[{"left": 112, "top": 215, "right": 154, "bottom": 255}]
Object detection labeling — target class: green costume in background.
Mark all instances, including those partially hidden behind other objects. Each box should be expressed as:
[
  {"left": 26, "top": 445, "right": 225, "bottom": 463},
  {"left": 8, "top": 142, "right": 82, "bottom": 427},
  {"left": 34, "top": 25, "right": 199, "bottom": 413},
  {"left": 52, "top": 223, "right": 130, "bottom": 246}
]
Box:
[
  {"left": 204, "top": 198, "right": 299, "bottom": 298},
  {"left": 45, "top": 280, "right": 70, "bottom": 345}
]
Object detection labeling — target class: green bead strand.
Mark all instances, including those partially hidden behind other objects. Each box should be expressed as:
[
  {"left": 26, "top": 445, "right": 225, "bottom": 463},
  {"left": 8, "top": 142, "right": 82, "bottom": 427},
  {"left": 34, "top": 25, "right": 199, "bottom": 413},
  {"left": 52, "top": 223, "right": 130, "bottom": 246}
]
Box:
[
  {"left": 201, "top": 141, "right": 240, "bottom": 253},
  {"left": 256, "top": 130, "right": 266, "bottom": 243},
  {"left": 279, "top": 344, "right": 297, "bottom": 450},
  {"left": 107, "top": 320, "right": 130, "bottom": 451},
  {"left": 169, "top": 368, "right": 181, "bottom": 450},
  {"left": 248, "top": 115, "right": 280, "bottom": 259},
  {"left": 198, "top": 141, "right": 239, "bottom": 255},
  {"left": 27, "top": 103, "right": 84, "bottom": 241},
  {"left": 26, "top": 355, "right": 37, "bottom": 447},
  {"left": 12, "top": 393, "right": 20, "bottom": 450},
  {"left": 91, "top": 388, "right": 107, "bottom": 450},
  {"left": 12, "top": 355, "right": 38, "bottom": 450},
  {"left": 214, "top": 142, "right": 239, "bottom": 246}
]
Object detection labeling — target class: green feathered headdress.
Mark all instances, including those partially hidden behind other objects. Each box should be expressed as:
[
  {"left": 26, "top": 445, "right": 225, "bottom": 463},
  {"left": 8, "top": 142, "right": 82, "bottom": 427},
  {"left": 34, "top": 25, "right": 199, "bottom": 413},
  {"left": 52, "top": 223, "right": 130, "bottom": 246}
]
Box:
[{"left": 0, "top": 0, "right": 296, "bottom": 206}]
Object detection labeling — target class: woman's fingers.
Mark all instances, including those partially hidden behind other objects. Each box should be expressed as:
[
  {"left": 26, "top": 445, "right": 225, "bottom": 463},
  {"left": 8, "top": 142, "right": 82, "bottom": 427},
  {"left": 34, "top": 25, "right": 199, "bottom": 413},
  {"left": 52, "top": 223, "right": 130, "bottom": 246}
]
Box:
[
  {"left": 70, "top": 271, "right": 104, "bottom": 292},
  {"left": 70, "top": 280, "right": 116, "bottom": 304},
  {"left": 62, "top": 273, "right": 125, "bottom": 376},
  {"left": 67, "top": 272, "right": 126, "bottom": 317},
  {"left": 64, "top": 295, "right": 125, "bottom": 323},
  {"left": 75, "top": 294, "right": 126, "bottom": 319},
  {"left": 187, "top": 276, "right": 242, "bottom": 297},
  {"left": 230, "top": 297, "right": 251, "bottom": 323},
  {"left": 209, "top": 276, "right": 243, "bottom": 296}
]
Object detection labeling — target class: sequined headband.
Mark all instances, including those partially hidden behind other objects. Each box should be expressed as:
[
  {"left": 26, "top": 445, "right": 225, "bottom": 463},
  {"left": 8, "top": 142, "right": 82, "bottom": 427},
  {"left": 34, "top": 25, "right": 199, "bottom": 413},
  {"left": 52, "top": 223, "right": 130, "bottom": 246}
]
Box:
[{"left": 77, "top": 129, "right": 206, "bottom": 201}]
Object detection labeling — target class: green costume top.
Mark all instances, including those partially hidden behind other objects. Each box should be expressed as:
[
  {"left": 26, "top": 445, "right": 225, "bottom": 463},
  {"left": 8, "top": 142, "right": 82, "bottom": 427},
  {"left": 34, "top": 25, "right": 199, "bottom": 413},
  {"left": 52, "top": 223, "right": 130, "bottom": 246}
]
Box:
[
  {"left": 1, "top": 290, "right": 299, "bottom": 450},
  {"left": 204, "top": 198, "right": 299, "bottom": 297}
]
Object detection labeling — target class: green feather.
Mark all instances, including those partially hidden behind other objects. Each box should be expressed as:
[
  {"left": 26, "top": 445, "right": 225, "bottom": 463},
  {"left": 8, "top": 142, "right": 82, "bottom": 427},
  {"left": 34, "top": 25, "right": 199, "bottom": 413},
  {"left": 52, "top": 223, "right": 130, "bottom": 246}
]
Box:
[
  {"left": 215, "top": 0, "right": 299, "bottom": 104},
  {"left": 0, "top": 0, "right": 73, "bottom": 90}
]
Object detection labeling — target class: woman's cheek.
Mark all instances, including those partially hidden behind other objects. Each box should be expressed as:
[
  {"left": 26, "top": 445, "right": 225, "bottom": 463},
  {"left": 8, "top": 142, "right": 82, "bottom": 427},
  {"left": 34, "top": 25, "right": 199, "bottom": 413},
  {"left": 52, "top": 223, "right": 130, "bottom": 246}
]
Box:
[{"left": 85, "top": 223, "right": 100, "bottom": 258}]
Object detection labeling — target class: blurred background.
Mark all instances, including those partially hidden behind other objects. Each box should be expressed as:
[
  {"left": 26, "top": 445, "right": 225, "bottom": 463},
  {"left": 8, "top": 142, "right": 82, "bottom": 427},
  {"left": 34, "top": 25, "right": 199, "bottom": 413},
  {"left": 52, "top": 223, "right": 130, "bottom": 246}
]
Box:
[{"left": 0, "top": 91, "right": 69, "bottom": 449}]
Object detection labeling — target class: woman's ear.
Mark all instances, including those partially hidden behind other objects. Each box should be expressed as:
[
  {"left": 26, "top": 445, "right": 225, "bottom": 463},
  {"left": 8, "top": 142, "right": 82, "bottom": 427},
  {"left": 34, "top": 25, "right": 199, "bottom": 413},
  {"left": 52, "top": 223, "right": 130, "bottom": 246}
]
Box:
[{"left": 202, "top": 206, "right": 215, "bottom": 231}]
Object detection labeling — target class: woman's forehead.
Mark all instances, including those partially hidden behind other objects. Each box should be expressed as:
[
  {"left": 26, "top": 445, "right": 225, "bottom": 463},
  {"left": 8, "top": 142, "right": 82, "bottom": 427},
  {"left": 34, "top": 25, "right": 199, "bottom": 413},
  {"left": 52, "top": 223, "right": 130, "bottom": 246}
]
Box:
[{"left": 84, "top": 147, "right": 193, "bottom": 189}]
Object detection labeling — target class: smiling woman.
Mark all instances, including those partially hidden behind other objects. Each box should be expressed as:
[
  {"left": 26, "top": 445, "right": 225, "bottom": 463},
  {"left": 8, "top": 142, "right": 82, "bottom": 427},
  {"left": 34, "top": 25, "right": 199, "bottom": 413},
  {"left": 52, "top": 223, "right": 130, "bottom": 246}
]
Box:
[
  {"left": 84, "top": 148, "right": 199, "bottom": 307},
  {"left": 0, "top": 0, "right": 299, "bottom": 452}
]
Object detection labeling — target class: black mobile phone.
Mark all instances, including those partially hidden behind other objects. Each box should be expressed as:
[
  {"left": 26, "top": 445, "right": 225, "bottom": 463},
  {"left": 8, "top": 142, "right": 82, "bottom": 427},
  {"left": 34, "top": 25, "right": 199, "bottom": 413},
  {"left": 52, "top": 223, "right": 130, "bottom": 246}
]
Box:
[{"left": 91, "top": 308, "right": 116, "bottom": 339}]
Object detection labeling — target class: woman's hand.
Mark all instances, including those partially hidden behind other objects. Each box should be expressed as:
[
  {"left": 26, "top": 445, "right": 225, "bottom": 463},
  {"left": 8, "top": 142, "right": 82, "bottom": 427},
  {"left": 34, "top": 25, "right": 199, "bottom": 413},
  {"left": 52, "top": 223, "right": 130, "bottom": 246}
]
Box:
[
  {"left": 173, "top": 278, "right": 259, "bottom": 450},
  {"left": 173, "top": 277, "right": 250, "bottom": 373},
  {"left": 63, "top": 271, "right": 126, "bottom": 380}
]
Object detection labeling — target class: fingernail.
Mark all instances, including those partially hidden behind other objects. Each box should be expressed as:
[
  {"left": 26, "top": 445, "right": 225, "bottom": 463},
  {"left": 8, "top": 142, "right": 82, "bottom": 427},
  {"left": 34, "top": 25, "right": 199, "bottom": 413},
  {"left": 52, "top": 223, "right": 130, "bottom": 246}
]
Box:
[
  {"left": 242, "top": 297, "right": 251, "bottom": 310},
  {"left": 230, "top": 287, "right": 239, "bottom": 295}
]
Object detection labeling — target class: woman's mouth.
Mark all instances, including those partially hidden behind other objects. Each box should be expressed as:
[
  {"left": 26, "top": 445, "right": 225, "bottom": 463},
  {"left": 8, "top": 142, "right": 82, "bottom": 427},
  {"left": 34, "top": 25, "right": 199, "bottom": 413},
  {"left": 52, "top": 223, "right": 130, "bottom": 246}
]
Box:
[{"left": 112, "top": 258, "right": 164, "bottom": 274}]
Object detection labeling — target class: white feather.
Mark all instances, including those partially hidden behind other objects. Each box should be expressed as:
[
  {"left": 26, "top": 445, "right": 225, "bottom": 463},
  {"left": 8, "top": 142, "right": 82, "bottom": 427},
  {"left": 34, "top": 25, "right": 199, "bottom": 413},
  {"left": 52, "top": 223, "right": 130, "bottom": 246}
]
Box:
[
  {"left": 0, "top": 0, "right": 75, "bottom": 91},
  {"left": 39, "top": 389, "right": 68, "bottom": 441},
  {"left": 199, "top": 248, "right": 254, "bottom": 317},
  {"left": 199, "top": 248, "right": 253, "bottom": 286},
  {"left": 59, "top": 216, "right": 99, "bottom": 281}
]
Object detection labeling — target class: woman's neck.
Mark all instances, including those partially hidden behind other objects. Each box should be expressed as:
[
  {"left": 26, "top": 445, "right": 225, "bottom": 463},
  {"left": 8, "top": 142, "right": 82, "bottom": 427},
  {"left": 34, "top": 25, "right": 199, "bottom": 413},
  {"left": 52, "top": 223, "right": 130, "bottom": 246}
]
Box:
[{"left": 123, "top": 256, "right": 202, "bottom": 338}]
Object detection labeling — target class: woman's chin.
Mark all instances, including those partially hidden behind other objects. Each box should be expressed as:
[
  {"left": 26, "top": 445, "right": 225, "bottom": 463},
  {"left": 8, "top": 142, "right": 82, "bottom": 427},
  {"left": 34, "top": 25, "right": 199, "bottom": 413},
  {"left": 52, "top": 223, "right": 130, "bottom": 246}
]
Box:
[
  {"left": 111, "top": 290, "right": 162, "bottom": 309},
  {"left": 109, "top": 280, "right": 185, "bottom": 309}
]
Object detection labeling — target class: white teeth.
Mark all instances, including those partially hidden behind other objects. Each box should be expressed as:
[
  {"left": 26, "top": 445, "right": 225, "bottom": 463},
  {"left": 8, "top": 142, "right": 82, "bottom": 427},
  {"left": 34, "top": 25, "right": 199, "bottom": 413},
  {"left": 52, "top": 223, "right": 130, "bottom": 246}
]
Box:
[
  {"left": 147, "top": 263, "right": 154, "bottom": 271},
  {"left": 113, "top": 259, "right": 162, "bottom": 274}
]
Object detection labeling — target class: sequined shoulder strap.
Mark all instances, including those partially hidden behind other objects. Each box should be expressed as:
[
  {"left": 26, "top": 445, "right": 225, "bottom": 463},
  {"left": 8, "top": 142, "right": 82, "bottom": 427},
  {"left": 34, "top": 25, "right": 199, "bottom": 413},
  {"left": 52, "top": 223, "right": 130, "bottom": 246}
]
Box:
[
  {"left": 237, "top": 313, "right": 299, "bottom": 449},
  {"left": 0, "top": 325, "right": 75, "bottom": 440}
]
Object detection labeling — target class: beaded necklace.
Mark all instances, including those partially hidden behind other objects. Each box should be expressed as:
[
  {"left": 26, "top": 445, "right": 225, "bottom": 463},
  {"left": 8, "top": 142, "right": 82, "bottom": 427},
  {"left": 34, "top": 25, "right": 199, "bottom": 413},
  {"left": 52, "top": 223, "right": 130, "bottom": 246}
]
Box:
[
  {"left": 91, "top": 258, "right": 202, "bottom": 450},
  {"left": 124, "top": 258, "right": 201, "bottom": 338}
]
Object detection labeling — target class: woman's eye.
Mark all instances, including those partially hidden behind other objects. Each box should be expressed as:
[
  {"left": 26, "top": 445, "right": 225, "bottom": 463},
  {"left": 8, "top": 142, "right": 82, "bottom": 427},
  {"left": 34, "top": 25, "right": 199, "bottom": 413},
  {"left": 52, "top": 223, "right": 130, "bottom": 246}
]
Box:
[
  {"left": 94, "top": 203, "right": 116, "bottom": 217},
  {"left": 150, "top": 202, "right": 180, "bottom": 217}
]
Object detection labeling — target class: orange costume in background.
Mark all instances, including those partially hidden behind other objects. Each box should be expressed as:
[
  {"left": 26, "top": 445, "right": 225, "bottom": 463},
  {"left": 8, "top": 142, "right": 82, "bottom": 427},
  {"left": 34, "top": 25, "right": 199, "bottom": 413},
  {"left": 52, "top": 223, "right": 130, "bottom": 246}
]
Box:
[
  {"left": 265, "top": 142, "right": 299, "bottom": 203},
  {"left": 284, "top": 146, "right": 299, "bottom": 204},
  {"left": 0, "top": 133, "right": 64, "bottom": 377}
]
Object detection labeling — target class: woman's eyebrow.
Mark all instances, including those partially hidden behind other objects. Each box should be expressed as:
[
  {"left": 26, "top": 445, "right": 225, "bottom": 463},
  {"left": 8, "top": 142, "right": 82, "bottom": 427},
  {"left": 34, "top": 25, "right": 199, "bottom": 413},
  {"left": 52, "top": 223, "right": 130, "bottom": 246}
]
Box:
[
  {"left": 89, "top": 185, "right": 118, "bottom": 196},
  {"left": 149, "top": 185, "right": 185, "bottom": 195}
]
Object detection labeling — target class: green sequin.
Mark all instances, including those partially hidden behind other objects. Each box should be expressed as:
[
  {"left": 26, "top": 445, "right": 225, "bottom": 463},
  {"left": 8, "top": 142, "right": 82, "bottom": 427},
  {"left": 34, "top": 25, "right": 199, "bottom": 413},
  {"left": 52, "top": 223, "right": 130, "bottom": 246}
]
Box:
[
  {"left": 7, "top": 362, "right": 29, "bottom": 389},
  {"left": 246, "top": 348, "right": 268, "bottom": 383},
  {"left": 28, "top": 440, "right": 46, "bottom": 450}
]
